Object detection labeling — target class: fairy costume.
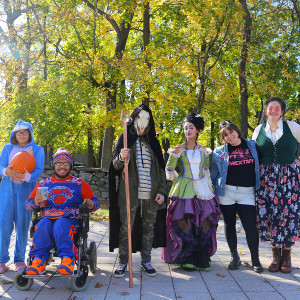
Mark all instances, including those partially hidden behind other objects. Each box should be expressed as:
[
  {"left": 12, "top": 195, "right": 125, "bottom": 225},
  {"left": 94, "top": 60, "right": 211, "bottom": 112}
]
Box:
[{"left": 162, "top": 146, "right": 221, "bottom": 269}]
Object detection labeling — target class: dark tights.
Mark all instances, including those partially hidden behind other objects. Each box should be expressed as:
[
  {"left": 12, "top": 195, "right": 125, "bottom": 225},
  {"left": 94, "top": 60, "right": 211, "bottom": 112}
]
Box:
[{"left": 220, "top": 204, "right": 259, "bottom": 261}]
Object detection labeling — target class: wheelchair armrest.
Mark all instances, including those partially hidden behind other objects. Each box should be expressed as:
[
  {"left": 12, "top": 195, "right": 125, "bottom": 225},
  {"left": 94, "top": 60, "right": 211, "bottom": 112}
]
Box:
[{"left": 79, "top": 204, "right": 90, "bottom": 218}]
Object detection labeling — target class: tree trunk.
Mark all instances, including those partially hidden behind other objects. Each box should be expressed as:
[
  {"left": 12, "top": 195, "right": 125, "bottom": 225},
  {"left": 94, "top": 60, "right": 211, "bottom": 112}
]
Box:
[
  {"left": 49, "top": 146, "right": 54, "bottom": 166},
  {"left": 101, "top": 81, "right": 117, "bottom": 171},
  {"left": 101, "top": 15, "right": 134, "bottom": 170},
  {"left": 98, "top": 140, "right": 103, "bottom": 168},
  {"left": 162, "top": 138, "right": 170, "bottom": 163},
  {"left": 291, "top": 0, "right": 300, "bottom": 25},
  {"left": 87, "top": 103, "right": 96, "bottom": 167},
  {"left": 142, "top": 2, "right": 151, "bottom": 107},
  {"left": 43, "top": 144, "right": 48, "bottom": 165},
  {"left": 239, "top": 0, "right": 252, "bottom": 138},
  {"left": 210, "top": 121, "right": 215, "bottom": 151},
  {"left": 101, "top": 126, "right": 115, "bottom": 171},
  {"left": 209, "top": 121, "right": 215, "bottom": 168},
  {"left": 87, "top": 127, "right": 96, "bottom": 167}
]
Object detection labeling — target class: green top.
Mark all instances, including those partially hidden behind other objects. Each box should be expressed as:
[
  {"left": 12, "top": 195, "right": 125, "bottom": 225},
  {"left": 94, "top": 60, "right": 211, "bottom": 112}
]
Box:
[
  {"left": 166, "top": 147, "right": 209, "bottom": 178},
  {"left": 256, "top": 121, "right": 297, "bottom": 166},
  {"left": 166, "top": 147, "right": 212, "bottom": 200}
]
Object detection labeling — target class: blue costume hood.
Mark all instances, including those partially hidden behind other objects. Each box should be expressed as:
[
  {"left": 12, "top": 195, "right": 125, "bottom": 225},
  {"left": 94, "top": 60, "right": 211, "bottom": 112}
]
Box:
[{"left": 9, "top": 120, "right": 35, "bottom": 146}]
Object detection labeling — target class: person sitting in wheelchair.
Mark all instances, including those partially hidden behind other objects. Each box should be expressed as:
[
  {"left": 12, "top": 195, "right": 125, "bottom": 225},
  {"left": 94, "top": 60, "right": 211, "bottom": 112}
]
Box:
[{"left": 25, "top": 147, "right": 100, "bottom": 276}]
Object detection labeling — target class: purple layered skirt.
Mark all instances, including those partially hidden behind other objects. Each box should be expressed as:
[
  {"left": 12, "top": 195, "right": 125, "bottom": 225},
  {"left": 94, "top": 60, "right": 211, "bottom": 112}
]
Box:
[{"left": 162, "top": 195, "right": 221, "bottom": 266}]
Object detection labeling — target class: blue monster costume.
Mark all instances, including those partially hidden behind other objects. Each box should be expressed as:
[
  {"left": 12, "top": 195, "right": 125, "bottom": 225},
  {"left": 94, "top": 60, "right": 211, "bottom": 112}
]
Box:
[{"left": 0, "top": 120, "right": 45, "bottom": 265}]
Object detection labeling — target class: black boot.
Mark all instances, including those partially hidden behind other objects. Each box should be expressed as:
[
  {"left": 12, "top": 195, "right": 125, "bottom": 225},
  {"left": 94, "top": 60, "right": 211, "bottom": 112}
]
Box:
[
  {"left": 228, "top": 250, "right": 241, "bottom": 270},
  {"left": 251, "top": 257, "right": 263, "bottom": 273}
]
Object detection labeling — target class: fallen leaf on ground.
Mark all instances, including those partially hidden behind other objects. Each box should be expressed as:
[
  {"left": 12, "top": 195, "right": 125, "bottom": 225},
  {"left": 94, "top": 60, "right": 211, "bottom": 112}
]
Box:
[
  {"left": 244, "top": 262, "right": 251, "bottom": 267},
  {"left": 238, "top": 250, "right": 242, "bottom": 254},
  {"left": 237, "top": 229, "right": 241, "bottom": 233},
  {"left": 1, "top": 280, "right": 13, "bottom": 284},
  {"left": 121, "top": 291, "right": 129, "bottom": 296},
  {"left": 216, "top": 273, "right": 225, "bottom": 277},
  {"left": 95, "top": 283, "right": 103, "bottom": 288},
  {"left": 113, "top": 282, "right": 119, "bottom": 285},
  {"left": 91, "top": 216, "right": 109, "bottom": 222}
]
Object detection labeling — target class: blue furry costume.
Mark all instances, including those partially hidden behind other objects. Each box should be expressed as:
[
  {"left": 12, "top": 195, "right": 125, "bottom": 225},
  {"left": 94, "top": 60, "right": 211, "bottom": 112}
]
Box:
[{"left": 0, "top": 120, "right": 45, "bottom": 264}]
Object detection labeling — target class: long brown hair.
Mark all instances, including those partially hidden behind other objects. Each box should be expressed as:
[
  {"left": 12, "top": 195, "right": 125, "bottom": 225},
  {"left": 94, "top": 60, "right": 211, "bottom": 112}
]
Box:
[{"left": 219, "top": 120, "right": 242, "bottom": 144}]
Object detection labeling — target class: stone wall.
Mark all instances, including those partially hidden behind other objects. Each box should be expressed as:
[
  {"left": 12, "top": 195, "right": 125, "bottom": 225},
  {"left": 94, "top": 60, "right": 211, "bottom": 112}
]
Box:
[{"left": 0, "top": 167, "right": 173, "bottom": 204}]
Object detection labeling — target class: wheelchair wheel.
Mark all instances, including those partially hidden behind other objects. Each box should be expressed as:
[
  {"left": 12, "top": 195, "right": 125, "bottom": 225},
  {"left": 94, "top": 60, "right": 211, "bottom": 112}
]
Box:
[
  {"left": 88, "top": 241, "right": 97, "bottom": 273},
  {"left": 70, "top": 272, "right": 90, "bottom": 292},
  {"left": 14, "top": 273, "right": 33, "bottom": 291}
]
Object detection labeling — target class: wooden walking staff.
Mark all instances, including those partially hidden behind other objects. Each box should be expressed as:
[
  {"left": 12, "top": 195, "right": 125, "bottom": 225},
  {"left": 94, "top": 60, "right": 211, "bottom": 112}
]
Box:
[{"left": 121, "top": 110, "right": 133, "bottom": 288}]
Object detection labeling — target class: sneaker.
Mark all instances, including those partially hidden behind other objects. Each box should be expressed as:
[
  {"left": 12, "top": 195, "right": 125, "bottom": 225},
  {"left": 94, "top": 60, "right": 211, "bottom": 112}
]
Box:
[
  {"left": 182, "top": 263, "right": 210, "bottom": 272},
  {"left": 141, "top": 262, "right": 157, "bottom": 277},
  {"left": 0, "top": 263, "right": 8, "bottom": 274},
  {"left": 26, "top": 257, "right": 46, "bottom": 275},
  {"left": 15, "top": 262, "right": 26, "bottom": 271},
  {"left": 113, "top": 263, "right": 127, "bottom": 278},
  {"left": 57, "top": 256, "right": 75, "bottom": 275},
  {"left": 182, "top": 263, "right": 195, "bottom": 272}
]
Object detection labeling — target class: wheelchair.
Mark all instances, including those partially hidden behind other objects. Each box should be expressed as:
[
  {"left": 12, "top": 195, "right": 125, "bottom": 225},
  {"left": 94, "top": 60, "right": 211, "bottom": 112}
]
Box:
[{"left": 14, "top": 204, "right": 97, "bottom": 292}]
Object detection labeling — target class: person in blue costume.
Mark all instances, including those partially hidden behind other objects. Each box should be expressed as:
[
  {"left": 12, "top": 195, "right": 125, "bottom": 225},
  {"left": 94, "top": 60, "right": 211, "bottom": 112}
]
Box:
[{"left": 0, "top": 120, "right": 45, "bottom": 273}]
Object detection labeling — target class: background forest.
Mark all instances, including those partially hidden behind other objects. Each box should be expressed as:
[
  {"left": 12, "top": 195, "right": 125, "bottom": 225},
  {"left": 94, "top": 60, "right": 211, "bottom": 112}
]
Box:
[{"left": 0, "top": 0, "right": 299, "bottom": 170}]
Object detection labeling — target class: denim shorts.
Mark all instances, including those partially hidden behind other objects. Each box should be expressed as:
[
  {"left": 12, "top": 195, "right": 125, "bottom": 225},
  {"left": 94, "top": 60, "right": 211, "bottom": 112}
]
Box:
[{"left": 218, "top": 184, "right": 255, "bottom": 206}]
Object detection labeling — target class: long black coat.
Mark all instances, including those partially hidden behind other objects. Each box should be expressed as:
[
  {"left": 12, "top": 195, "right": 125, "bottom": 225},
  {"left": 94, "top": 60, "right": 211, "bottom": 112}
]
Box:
[{"left": 108, "top": 104, "right": 167, "bottom": 252}]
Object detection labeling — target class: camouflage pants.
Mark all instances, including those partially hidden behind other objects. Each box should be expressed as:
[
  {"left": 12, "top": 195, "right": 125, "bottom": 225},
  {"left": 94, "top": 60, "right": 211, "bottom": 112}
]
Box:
[{"left": 119, "top": 199, "right": 157, "bottom": 264}]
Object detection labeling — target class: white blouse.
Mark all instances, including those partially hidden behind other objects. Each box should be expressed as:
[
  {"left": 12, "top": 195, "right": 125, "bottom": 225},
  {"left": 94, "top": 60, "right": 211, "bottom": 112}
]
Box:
[
  {"left": 252, "top": 119, "right": 300, "bottom": 145},
  {"left": 185, "top": 150, "right": 201, "bottom": 180}
]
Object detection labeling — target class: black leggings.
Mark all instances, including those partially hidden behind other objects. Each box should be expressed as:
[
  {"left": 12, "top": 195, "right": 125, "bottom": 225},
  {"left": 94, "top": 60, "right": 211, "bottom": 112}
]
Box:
[{"left": 220, "top": 204, "right": 259, "bottom": 260}]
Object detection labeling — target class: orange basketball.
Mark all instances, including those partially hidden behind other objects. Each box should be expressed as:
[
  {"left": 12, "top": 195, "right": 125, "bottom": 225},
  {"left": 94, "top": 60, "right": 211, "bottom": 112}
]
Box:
[{"left": 54, "top": 195, "right": 66, "bottom": 205}]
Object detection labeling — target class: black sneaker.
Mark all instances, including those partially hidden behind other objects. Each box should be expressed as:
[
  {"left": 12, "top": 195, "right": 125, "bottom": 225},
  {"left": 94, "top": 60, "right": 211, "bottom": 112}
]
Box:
[
  {"left": 113, "top": 263, "right": 127, "bottom": 278},
  {"left": 141, "top": 262, "right": 157, "bottom": 277}
]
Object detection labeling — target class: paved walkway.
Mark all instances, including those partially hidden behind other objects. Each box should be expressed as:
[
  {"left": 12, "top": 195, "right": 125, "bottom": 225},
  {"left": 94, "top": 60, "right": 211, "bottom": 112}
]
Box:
[{"left": 1, "top": 220, "right": 300, "bottom": 300}]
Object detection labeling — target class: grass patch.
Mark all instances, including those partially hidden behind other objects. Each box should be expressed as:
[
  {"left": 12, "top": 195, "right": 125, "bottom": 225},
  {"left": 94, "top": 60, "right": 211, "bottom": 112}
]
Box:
[{"left": 90, "top": 201, "right": 109, "bottom": 222}]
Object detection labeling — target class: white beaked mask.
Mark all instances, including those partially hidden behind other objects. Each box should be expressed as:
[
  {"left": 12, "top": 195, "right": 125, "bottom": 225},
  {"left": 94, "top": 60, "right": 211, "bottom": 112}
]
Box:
[{"left": 134, "top": 110, "right": 150, "bottom": 135}]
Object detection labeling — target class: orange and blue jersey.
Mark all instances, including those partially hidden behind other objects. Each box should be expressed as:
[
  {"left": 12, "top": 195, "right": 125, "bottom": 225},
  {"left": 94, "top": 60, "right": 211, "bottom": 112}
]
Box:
[
  {"left": 26, "top": 175, "right": 100, "bottom": 261},
  {"left": 25, "top": 175, "right": 100, "bottom": 219}
]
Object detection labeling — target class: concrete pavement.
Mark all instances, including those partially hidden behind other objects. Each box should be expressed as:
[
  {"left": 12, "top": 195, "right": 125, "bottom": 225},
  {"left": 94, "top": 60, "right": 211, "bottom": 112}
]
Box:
[{"left": 1, "top": 220, "right": 300, "bottom": 300}]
